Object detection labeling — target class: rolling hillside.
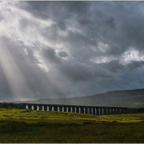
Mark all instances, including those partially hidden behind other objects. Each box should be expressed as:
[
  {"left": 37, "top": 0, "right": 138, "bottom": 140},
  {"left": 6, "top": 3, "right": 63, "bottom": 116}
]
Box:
[{"left": 17, "top": 88, "right": 144, "bottom": 108}]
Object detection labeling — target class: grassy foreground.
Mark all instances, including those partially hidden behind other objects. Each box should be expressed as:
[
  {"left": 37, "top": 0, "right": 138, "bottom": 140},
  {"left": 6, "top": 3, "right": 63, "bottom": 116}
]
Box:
[{"left": 0, "top": 108, "right": 144, "bottom": 143}]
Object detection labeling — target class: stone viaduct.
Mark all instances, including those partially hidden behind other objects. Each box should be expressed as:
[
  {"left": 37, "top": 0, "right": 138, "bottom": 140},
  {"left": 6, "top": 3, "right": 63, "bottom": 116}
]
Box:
[{"left": 21, "top": 103, "right": 128, "bottom": 115}]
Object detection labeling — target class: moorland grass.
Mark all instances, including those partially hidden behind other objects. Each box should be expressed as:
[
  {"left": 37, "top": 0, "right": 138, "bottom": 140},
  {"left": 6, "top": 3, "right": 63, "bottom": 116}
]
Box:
[{"left": 0, "top": 108, "right": 144, "bottom": 142}]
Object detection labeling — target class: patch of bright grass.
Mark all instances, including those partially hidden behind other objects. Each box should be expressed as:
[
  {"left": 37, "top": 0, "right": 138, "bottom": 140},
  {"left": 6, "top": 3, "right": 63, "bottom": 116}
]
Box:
[{"left": 0, "top": 108, "right": 144, "bottom": 142}]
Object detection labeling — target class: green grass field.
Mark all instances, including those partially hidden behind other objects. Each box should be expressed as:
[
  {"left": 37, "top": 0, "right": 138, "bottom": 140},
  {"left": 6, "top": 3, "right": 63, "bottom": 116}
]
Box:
[{"left": 0, "top": 108, "right": 144, "bottom": 142}]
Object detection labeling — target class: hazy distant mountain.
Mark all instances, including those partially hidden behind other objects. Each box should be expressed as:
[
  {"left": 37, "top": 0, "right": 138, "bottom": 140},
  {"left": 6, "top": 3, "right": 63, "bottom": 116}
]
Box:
[{"left": 17, "top": 88, "right": 144, "bottom": 108}]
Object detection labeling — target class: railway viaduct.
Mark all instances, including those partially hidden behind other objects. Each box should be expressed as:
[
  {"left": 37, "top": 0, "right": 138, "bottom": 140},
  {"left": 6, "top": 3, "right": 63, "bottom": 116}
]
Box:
[{"left": 21, "top": 103, "right": 128, "bottom": 115}]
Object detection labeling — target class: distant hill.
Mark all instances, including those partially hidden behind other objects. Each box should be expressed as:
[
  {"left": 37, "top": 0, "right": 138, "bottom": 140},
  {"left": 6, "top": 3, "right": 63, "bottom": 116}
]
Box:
[{"left": 16, "top": 88, "right": 144, "bottom": 108}]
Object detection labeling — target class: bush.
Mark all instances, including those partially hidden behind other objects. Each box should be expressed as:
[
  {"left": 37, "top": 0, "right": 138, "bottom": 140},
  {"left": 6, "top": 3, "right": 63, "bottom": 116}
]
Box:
[
  {"left": 8, "top": 106, "right": 12, "bottom": 109},
  {"left": 0, "top": 103, "right": 24, "bottom": 109},
  {"left": 123, "top": 108, "right": 144, "bottom": 114}
]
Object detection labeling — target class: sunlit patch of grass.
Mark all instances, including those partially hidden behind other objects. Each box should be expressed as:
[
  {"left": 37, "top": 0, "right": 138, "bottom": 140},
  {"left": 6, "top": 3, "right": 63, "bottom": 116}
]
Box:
[
  {"left": 0, "top": 108, "right": 144, "bottom": 142},
  {"left": 0, "top": 108, "right": 144, "bottom": 123}
]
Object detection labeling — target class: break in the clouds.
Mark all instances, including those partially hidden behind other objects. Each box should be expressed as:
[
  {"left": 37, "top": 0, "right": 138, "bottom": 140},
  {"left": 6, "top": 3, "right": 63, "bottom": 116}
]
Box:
[{"left": 0, "top": 1, "right": 144, "bottom": 101}]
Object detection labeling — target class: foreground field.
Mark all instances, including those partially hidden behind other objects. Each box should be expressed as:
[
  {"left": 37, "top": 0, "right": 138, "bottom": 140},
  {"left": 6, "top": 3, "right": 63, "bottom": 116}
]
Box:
[{"left": 0, "top": 108, "right": 144, "bottom": 142}]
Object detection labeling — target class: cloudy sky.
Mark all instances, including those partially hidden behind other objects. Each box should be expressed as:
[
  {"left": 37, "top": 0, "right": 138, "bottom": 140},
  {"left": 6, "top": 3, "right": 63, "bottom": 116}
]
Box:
[{"left": 0, "top": 1, "right": 144, "bottom": 101}]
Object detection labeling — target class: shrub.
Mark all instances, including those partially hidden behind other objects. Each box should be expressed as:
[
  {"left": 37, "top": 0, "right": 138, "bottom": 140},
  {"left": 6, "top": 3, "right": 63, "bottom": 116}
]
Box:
[
  {"left": 0, "top": 103, "right": 24, "bottom": 109},
  {"left": 8, "top": 106, "right": 12, "bottom": 109}
]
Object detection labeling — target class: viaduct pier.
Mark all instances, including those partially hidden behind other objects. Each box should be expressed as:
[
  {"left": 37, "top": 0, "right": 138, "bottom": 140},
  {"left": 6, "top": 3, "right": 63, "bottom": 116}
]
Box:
[{"left": 21, "top": 103, "right": 128, "bottom": 115}]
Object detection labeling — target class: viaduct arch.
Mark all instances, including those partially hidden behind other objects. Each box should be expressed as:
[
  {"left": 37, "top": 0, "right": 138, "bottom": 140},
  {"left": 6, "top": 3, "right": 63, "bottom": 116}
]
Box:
[{"left": 22, "top": 103, "right": 128, "bottom": 115}]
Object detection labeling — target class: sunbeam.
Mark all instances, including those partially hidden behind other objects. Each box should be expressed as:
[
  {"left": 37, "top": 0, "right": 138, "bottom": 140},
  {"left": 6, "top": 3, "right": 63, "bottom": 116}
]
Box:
[{"left": 0, "top": 39, "right": 33, "bottom": 100}]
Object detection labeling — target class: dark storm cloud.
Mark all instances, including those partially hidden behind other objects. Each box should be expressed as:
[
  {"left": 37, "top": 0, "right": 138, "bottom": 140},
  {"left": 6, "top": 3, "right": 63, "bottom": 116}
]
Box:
[
  {"left": 99, "top": 60, "right": 144, "bottom": 75},
  {"left": 59, "top": 59, "right": 114, "bottom": 82},
  {"left": 57, "top": 21, "right": 66, "bottom": 31},
  {"left": 24, "top": 1, "right": 90, "bottom": 19},
  {"left": 58, "top": 51, "right": 68, "bottom": 58},
  {"left": 13, "top": 1, "right": 144, "bottom": 77},
  {"left": 1, "top": 1, "right": 144, "bottom": 101},
  {"left": 42, "top": 48, "right": 61, "bottom": 64}
]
